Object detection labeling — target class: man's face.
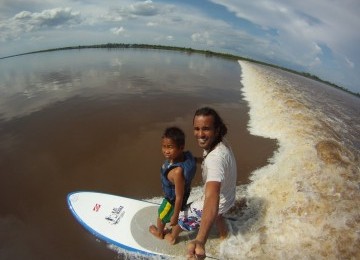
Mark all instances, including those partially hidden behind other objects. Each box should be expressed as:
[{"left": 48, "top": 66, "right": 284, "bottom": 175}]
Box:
[{"left": 193, "top": 115, "right": 217, "bottom": 151}]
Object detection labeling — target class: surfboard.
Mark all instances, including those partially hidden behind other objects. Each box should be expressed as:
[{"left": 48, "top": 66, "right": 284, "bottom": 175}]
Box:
[{"left": 67, "top": 191, "right": 221, "bottom": 258}]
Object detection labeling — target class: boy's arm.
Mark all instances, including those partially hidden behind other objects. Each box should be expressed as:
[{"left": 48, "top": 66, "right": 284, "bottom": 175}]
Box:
[{"left": 168, "top": 167, "right": 185, "bottom": 226}]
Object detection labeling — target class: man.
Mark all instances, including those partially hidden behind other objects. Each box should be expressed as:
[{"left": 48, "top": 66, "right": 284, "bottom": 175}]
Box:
[{"left": 165, "top": 107, "right": 237, "bottom": 259}]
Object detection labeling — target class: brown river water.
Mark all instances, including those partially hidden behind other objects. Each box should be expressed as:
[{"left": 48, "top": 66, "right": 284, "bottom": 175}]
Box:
[{"left": 0, "top": 49, "right": 276, "bottom": 259}]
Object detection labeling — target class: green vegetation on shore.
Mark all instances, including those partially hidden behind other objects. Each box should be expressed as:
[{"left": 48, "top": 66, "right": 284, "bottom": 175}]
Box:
[{"left": 1, "top": 43, "right": 358, "bottom": 97}]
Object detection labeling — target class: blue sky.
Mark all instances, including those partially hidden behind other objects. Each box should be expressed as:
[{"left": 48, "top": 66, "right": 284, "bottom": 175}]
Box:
[{"left": 0, "top": 0, "right": 359, "bottom": 93}]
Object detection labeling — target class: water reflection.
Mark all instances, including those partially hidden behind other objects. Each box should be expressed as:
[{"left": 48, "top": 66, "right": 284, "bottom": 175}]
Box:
[{"left": 0, "top": 50, "right": 240, "bottom": 120}]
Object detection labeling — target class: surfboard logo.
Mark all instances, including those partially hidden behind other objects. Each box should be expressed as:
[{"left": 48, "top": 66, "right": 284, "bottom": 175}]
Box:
[
  {"left": 105, "top": 206, "right": 125, "bottom": 225},
  {"left": 93, "top": 203, "right": 101, "bottom": 212}
]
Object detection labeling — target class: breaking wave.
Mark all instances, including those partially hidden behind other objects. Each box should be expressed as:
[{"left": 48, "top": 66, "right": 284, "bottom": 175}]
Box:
[{"left": 219, "top": 61, "right": 360, "bottom": 259}]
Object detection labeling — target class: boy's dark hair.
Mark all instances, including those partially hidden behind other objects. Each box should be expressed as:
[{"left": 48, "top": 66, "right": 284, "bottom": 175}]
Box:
[
  {"left": 162, "top": 127, "right": 185, "bottom": 147},
  {"left": 193, "top": 107, "right": 227, "bottom": 145}
]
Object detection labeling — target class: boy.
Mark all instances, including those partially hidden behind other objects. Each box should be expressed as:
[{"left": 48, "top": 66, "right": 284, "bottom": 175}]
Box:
[{"left": 149, "top": 127, "right": 197, "bottom": 240}]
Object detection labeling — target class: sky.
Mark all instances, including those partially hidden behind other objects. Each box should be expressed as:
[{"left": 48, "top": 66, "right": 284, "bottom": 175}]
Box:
[{"left": 0, "top": 0, "right": 359, "bottom": 94}]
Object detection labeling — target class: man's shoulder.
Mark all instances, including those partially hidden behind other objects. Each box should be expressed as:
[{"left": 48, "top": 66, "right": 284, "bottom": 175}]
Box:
[
  {"left": 212, "top": 141, "right": 232, "bottom": 155},
  {"left": 207, "top": 142, "right": 235, "bottom": 165}
]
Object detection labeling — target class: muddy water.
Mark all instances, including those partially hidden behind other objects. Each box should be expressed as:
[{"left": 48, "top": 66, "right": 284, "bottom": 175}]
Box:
[{"left": 0, "top": 49, "right": 276, "bottom": 259}]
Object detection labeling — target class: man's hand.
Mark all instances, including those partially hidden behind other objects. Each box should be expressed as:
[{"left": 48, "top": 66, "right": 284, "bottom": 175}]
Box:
[{"left": 186, "top": 240, "right": 206, "bottom": 259}]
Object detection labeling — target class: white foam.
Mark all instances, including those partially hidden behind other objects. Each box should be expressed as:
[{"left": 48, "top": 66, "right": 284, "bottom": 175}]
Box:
[{"left": 224, "top": 60, "right": 360, "bottom": 259}]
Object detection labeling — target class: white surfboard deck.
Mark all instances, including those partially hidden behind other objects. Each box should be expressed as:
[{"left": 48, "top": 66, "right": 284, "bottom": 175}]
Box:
[{"left": 67, "top": 191, "right": 222, "bottom": 258}]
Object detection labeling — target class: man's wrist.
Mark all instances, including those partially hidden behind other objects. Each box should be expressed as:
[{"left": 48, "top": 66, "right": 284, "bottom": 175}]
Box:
[{"left": 193, "top": 238, "right": 205, "bottom": 245}]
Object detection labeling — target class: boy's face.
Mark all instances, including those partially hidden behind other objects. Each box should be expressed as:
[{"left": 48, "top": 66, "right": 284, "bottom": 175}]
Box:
[{"left": 161, "top": 137, "right": 183, "bottom": 163}]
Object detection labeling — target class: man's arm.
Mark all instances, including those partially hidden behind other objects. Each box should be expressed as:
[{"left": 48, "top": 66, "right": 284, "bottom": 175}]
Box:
[
  {"left": 187, "top": 181, "right": 220, "bottom": 259},
  {"left": 196, "top": 181, "right": 220, "bottom": 242}
]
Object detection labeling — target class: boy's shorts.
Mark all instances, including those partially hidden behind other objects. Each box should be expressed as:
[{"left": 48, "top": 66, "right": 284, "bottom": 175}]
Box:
[
  {"left": 178, "top": 200, "right": 203, "bottom": 231},
  {"left": 158, "top": 198, "right": 174, "bottom": 224}
]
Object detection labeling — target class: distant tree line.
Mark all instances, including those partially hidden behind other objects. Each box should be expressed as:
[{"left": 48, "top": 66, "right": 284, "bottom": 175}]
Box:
[{"left": 1, "top": 43, "right": 358, "bottom": 97}]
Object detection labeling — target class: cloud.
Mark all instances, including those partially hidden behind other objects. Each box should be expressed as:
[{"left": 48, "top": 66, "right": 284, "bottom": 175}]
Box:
[
  {"left": 345, "top": 58, "right": 354, "bottom": 69},
  {"left": 191, "top": 32, "right": 214, "bottom": 46},
  {"left": 110, "top": 26, "right": 125, "bottom": 35},
  {"left": 309, "top": 56, "right": 321, "bottom": 67},
  {"left": 146, "top": 22, "right": 157, "bottom": 27},
  {"left": 15, "top": 8, "right": 81, "bottom": 27},
  {"left": 130, "top": 0, "right": 158, "bottom": 16},
  {"left": 208, "top": 0, "right": 359, "bottom": 89},
  {"left": 0, "top": 7, "right": 82, "bottom": 41},
  {"left": 104, "top": 0, "right": 159, "bottom": 21}
]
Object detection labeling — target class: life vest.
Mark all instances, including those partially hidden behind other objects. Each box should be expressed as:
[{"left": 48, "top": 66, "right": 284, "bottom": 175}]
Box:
[{"left": 160, "top": 151, "right": 196, "bottom": 210}]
